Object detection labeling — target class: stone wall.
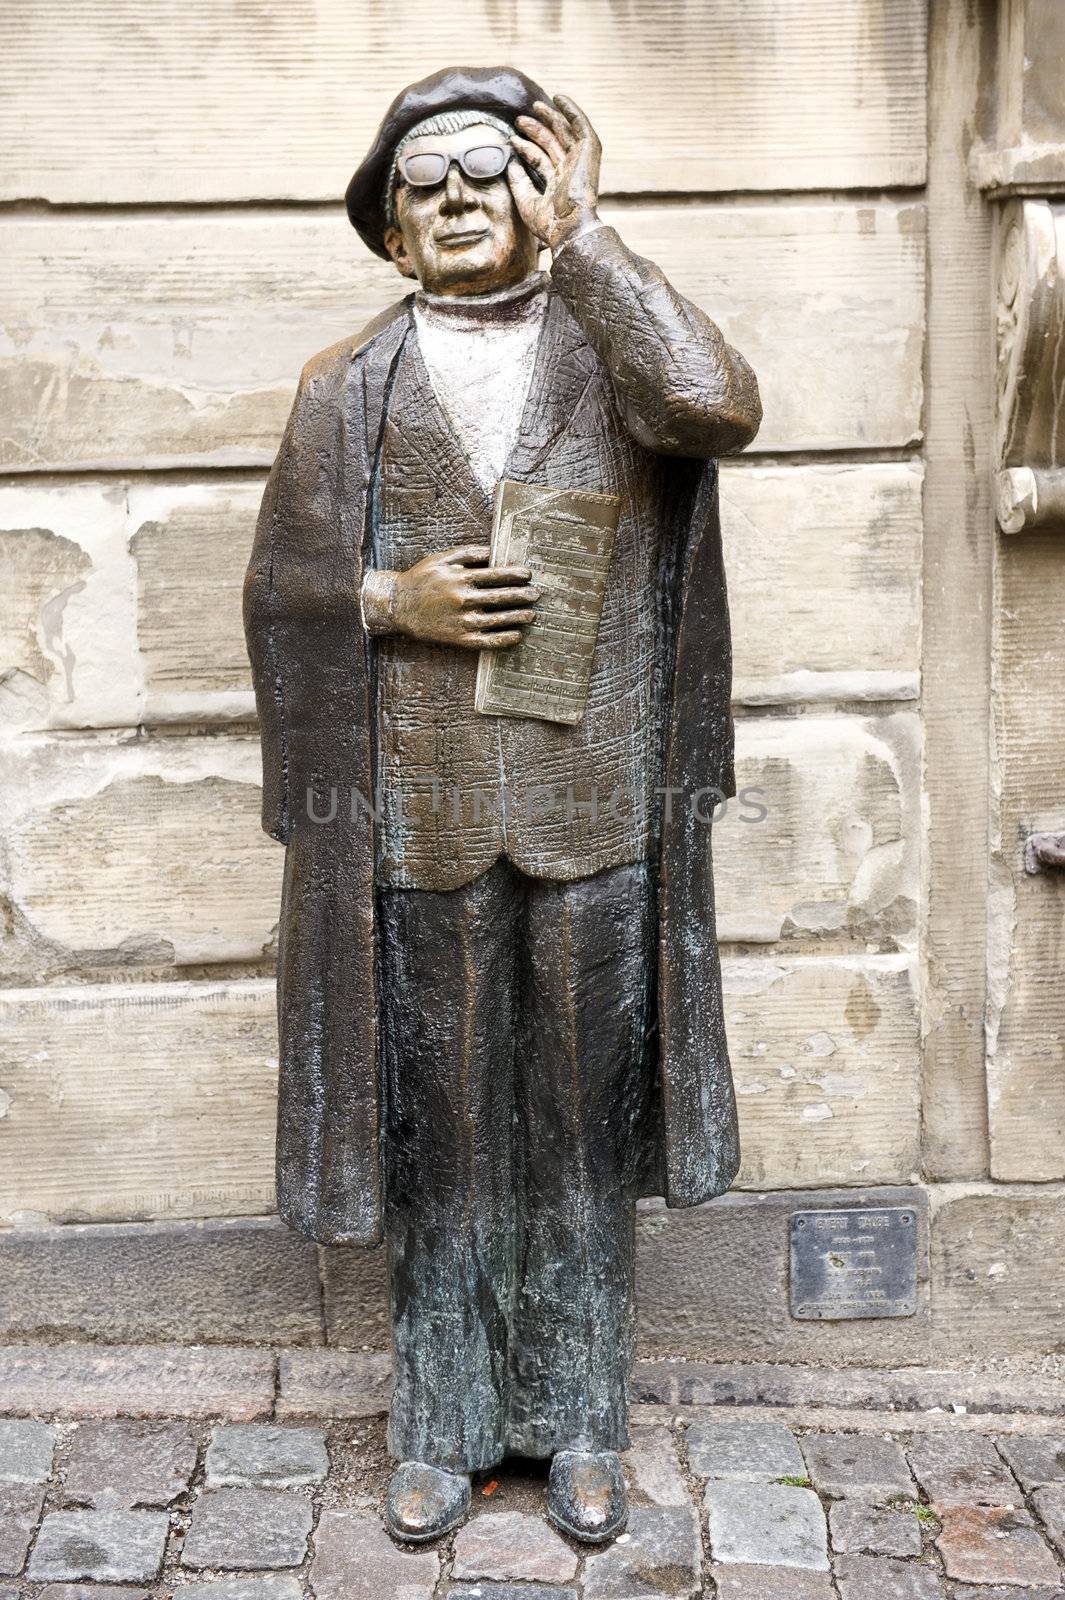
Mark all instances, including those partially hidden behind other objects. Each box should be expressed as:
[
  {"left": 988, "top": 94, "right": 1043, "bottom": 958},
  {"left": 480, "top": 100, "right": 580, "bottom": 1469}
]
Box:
[{"left": 0, "top": 0, "right": 1061, "bottom": 1364}]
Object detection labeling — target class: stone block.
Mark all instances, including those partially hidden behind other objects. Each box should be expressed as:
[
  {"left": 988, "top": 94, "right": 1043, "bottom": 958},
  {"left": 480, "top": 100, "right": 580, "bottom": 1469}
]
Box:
[
  {"left": 0, "top": 1342, "right": 273, "bottom": 1420},
  {"left": 935, "top": 1504, "right": 1060, "bottom": 1585},
  {"left": 997, "top": 1434, "right": 1065, "bottom": 1491},
  {"left": 171, "top": 1580, "right": 305, "bottom": 1600},
  {"left": 447, "top": 1589, "right": 578, "bottom": 1600},
  {"left": 311, "top": 1508, "right": 438, "bottom": 1600},
  {"left": 319, "top": 1244, "right": 390, "bottom": 1350},
  {"left": 828, "top": 1502, "right": 922, "bottom": 1557},
  {"left": 583, "top": 1505, "right": 702, "bottom": 1597},
  {"left": 636, "top": 1186, "right": 930, "bottom": 1367},
  {"left": 205, "top": 1424, "right": 328, "bottom": 1489},
  {"left": 624, "top": 1426, "right": 689, "bottom": 1506},
  {"left": 1, "top": 734, "right": 281, "bottom": 978},
  {"left": 452, "top": 1512, "right": 578, "bottom": 1584},
  {"left": 712, "top": 1568, "right": 836, "bottom": 1599},
  {"left": 724, "top": 956, "right": 921, "bottom": 1193},
  {"left": 181, "top": 1488, "right": 313, "bottom": 1570},
  {"left": 0, "top": 979, "right": 279, "bottom": 1226},
  {"left": 1033, "top": 1482, "right": 1065, "bottom": 1559},
  {"left": 715, "top": 714, "right": 920, "bottom": 946},
  {"left": 63, "top": 1419, "right": 196, "bottom": 1508},
  {"left": 686, "top": 1419, "right": 805, "bottom": 1483},
  {"left": 705, "top": 1482, "right": 828, "bottom": 1571},
  {"left": 801, "top": 1434, "right": 915, "bottom": 1502},
  {"left": 0, "top": 1219, "right": 320, "bottom": 1345},
  {"left": 28, "top": 1510, "right": 169, "bottom": 1583},
  {"left": 906, "top": 1432, "right": 1020, "bottom": 1507},
  {"left": 931, "top": 1191, "right": 1065, "bottom": 1356},
  {"left": 0, "top": 1483, "right": 44, "bottom": 1576},
  {"left": 39, "top": 1588, "right": 150, "bottom": 1600},
  {"left": 952, "top": 1589, "right": 1065, "bottom": 1600},
  {"left": 0, "top": 1419, "right": 56, "bottom": 1483},
  {"left": 833, "top": 1555, "right": 944, "bottom": 1599},
  {"left": 276, "top": 1351, "right": 393, "bottom": 1419}
]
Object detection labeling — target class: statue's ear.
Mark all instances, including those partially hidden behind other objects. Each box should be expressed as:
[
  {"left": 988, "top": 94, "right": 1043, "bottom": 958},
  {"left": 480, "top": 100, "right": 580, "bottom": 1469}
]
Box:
[{"left": 383, "top": 224, "right": 418, "bottom": 281}]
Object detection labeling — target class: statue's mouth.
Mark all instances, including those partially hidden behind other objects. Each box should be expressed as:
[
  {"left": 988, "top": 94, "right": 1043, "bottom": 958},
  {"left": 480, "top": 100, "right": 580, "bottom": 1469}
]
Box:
[{"left": 435, "top": 227, "right": 490, "bottom": 248}]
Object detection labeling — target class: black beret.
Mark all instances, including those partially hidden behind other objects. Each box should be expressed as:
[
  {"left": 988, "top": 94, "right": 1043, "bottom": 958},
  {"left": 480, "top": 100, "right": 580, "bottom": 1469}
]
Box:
[{"left": 345, "top": 64, "right": 549, "bottom": 259}]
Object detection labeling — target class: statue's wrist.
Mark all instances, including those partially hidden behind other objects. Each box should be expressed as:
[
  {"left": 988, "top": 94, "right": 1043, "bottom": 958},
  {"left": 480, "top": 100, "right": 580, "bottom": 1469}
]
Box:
[
  {"left": 551, "top": 209, "right": 603, "bottom": 258},
  {"left": 360, "top": 569, "right": 399, "bottom": 635}
]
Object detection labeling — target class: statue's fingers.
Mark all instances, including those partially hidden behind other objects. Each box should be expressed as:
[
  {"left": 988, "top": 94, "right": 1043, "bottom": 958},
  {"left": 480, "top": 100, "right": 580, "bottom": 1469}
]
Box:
[
  {"left": 514, "top": 114, "right": 566, "bottom": 166},
  {"left": 552, "top": 93, "right": 599, "bottom": 148},
  {"left": 462, "top": 585, "right": 541, "bottom": 607},
  {"left": 467, "top": 563, "right": 533, "bottom": 586},
  {"left": 463, "top": 607, "right": 537, "bottom": 630},
  {"left": 444, "top": 544, "right": 491, "bottom": 565},
  {"left": 464, "top": 629, "right": 523, "bottom": 649},
  {"left": 532, "top": 98, "right": 576, "bottom": 149}
]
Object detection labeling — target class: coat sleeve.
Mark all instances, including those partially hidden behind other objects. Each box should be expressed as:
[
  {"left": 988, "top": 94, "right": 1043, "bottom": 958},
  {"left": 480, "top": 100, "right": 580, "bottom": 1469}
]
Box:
[
  {"left": 550, "top": 224, "right": 761, "bottom": 459},
  {"left": 243, "top": 376, "right": 307, "bottom": 845}
]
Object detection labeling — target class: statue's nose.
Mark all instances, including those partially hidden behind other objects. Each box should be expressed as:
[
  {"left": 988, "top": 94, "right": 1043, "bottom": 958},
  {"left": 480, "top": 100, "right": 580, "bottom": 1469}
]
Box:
[{"left": 440, "top": 163, "right": 475, "bottom": 213}]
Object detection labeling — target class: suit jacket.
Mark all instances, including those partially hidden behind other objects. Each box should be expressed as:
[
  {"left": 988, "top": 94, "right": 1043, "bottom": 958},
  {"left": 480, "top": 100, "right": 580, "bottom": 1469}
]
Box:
[{"left": 244, "top": 225, "right": 760, "bottom": 1245}]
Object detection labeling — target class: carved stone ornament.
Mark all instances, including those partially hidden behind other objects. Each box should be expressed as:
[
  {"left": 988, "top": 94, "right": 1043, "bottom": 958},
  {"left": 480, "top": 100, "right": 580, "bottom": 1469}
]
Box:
[{"left": 995, "top": 198, "right": 1065, "bottom": 533}]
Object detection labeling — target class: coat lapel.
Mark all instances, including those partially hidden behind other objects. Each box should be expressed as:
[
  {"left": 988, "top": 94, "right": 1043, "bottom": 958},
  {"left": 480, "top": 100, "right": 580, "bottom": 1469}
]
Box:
[{"left": 504, "top": 291, "right": 599, "bottom": 482}]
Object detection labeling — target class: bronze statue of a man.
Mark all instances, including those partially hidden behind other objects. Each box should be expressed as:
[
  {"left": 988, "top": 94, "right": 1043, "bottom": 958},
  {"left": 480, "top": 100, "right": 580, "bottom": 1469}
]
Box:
[{"left": 245, "top": 65, "right": 760, "bottom": 1545}]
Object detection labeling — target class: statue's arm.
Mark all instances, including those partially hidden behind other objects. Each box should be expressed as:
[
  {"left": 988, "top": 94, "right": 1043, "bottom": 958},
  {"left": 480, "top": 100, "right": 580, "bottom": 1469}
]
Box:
[{"left": 550, "top": 224, "right": 761, "bottom": 460}]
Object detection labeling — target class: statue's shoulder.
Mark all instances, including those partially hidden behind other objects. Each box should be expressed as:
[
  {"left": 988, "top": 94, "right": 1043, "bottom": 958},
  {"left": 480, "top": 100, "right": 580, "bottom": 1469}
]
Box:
[{"left": 298, "top": 296, "right": 414, "bottom": 392}]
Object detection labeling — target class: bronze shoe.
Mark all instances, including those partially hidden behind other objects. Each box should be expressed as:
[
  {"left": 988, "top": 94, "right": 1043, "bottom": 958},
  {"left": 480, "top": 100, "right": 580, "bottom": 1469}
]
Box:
[
  {"left": 385, "top": 1460, "right": 471, "bottom": 1543},
  {"left": 547, "top": 1448, "right": 628, "bottom": 1543}
]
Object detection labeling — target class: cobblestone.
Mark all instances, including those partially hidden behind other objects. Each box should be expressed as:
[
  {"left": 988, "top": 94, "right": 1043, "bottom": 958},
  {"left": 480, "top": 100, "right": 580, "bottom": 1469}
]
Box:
[
  {"left": 311, "top": 1508, "right": 438, "bottom": 1599},
  {"left": 453, "top": 1511, "right": 578, "bottom": 1584},
  {"left": 448, "top": 1589, "right": 578, "bottom": 1600},
  {"left": 0, "top": 1483, "right": 44, "bottom": 1576},
  {"left": 181, "top": 1488, "right": 313, "bottom": 1570},
  {"left": 64, "top": 1419, "right": 196, "bottom": 1508},
  {"left": 39, "top": 1589, "right": 150, "bottom": 1600},
  {"left": 801, "top": 1434, "right": 915, "bottom": 1502},
  {"left": 0, "top": 1418, "right": 56, "bottom": 1483},
  {"left": 173, "top": 1579, "right": 306, "bottom": 1599},
  {"left": 205, "top": 1424, "right": 329, "bottom": 1489},
  {"left": 687, "top": 1419, "right": 805, "bottom": 1483},
  {"left": 710, "top": 1565, "right": 836, "bottom": 1598},
  {"left": 583, "top": 1505, "right": 701, "bottom": 1597},
  {"left": 952, "top": 1589, "right": 1065, "bottom": 1600},
  {"left": 906, "top": 1431, "right": 1020, "bottom": 1506},
  {"left": 29, "top": 1509, "right": 169, "bottom": 1583},
  {"left": 828, "top": 1501, "right": 923, "bottom": 1557},
  {"left": 997, "top": 1434, "right": 1065, "bottom": 1491},
  {"left": 624, "top": 1424, "right": 689, "bottom": 1505},
  {"left": 833, "top": 1554, "right": 945, "bottom": 1599},
  {"left": 705, "top": 1481, "right": 828, "bottom": 1569},
  {"left": 1032, "top": 1481, "right": 1065, "bottom": 1558},
  {"left": 935, "top": 1503, "right": 1060, "bottom": 1586}
]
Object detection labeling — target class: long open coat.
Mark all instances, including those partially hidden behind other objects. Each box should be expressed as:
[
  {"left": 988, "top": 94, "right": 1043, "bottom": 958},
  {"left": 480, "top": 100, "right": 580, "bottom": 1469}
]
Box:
[{"left": 245, "top": 229, "right": 755, "bottom": 1245}]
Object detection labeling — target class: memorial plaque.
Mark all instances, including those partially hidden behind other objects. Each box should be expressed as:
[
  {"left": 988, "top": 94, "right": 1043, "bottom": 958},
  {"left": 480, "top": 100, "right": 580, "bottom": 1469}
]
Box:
[{"left": 789, "top": 1206, "right": 918, "bottom": 1320}]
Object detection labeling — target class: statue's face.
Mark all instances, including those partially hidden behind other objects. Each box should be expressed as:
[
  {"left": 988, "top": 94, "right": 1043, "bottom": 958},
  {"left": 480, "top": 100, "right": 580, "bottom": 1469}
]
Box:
[{"left": 383, "top": 121, "right": 540, "bottom": 295}]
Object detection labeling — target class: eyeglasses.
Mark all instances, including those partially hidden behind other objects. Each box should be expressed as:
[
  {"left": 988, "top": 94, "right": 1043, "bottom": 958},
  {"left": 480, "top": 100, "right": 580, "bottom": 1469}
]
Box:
[{"left": 397, "top": 144, "right": 510, "bottom": 189}]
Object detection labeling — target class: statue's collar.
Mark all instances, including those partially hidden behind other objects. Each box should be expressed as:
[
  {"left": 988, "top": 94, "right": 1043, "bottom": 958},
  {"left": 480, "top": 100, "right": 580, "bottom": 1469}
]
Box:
[{"left": 414, "top": 270, "right": 549, "bottom": 329}]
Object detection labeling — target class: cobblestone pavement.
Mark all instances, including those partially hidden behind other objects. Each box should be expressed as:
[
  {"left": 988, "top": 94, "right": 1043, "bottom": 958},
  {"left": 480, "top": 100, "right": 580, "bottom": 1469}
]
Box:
[{"left": 1, "top": 1349, "right": 1064, "bottom": 1597}]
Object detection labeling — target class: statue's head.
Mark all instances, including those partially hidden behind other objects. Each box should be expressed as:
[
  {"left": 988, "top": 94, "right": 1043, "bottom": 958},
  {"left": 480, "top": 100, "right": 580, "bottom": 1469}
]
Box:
[{"left": 346, "top": 66, "right": 547, "bottom": 297}]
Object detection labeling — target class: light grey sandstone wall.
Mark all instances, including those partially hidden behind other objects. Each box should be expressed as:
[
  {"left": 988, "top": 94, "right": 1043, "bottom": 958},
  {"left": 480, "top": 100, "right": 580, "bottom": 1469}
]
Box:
[{"left": 0, "top": 0, "right": 1061, "bottom": 1364}]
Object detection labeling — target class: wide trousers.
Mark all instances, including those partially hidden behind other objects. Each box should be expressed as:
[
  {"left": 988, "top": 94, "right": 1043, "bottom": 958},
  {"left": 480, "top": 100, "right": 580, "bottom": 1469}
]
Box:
[{"left": 379, "top": 855, "right": 657, "bottom": 1473}]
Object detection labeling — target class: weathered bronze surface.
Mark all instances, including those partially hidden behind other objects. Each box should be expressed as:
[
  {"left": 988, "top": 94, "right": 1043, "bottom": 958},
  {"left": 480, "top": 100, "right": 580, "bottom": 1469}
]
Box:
[{"left": 244, "top": 63, "right": 761, "bottom": 1541}]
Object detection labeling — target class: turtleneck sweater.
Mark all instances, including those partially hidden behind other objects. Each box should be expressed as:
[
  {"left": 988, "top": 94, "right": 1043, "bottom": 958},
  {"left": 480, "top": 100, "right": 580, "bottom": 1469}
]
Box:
[{"left": 413, "top": 270, "right": 549, "bottom": 496}]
